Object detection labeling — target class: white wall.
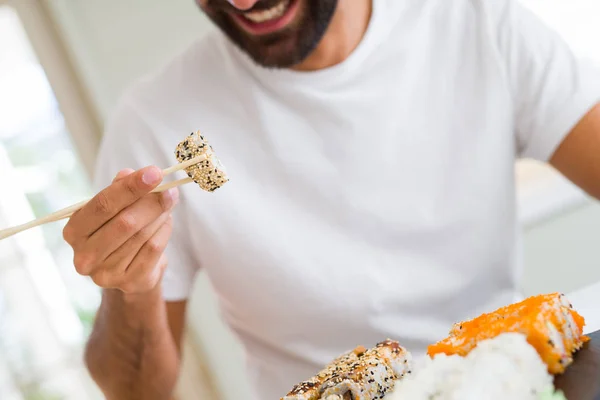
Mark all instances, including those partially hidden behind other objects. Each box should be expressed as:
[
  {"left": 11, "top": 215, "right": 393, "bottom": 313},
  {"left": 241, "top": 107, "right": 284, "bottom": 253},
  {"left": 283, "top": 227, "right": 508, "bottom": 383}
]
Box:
[
  {"left": 40, "top": 0, "right": 600, "bottom": 399},
  {"left": 522, "top": 200, "right": 600, "bottom": 296},
  {"left": 45, "top": 0, "right": 214, "bottom": 120}
]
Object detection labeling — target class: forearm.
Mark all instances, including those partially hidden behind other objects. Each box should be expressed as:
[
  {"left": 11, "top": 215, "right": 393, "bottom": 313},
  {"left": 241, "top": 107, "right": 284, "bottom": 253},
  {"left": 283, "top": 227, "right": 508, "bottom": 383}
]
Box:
[
  {"left": 550, "top": 102, "right": 600, "bottom": 200},
  {"left": 85, "top": 286, "right": 180, "bottom": 400}
]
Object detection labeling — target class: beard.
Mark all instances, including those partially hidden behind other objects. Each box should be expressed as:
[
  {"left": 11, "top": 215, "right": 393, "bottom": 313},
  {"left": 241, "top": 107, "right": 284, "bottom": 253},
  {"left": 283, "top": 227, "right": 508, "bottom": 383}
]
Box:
[{"left": 198, "top": 0, "right": 338, "bottom": 68}]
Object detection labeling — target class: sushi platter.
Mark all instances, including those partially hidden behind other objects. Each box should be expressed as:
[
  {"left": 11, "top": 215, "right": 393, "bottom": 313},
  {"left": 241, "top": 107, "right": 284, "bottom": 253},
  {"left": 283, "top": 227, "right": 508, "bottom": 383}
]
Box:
[
  {"left": 281, "top": 292, "right": 598, "bottom": 400},
  {"left": 555, "top": 329, "right": 600, "bottom": 400}
]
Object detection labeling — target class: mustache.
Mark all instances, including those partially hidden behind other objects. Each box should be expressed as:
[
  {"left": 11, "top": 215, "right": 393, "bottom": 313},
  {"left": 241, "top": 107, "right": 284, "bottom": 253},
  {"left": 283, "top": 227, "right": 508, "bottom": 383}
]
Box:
[{"left": 205, "top": 0, "right": 287, "bottom": 14}]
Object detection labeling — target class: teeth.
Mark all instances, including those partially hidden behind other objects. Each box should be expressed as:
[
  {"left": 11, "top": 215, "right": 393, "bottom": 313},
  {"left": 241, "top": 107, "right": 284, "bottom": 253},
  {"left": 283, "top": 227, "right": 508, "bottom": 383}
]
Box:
[{"left": 244, "top": 0, "right": 290, "bottom": 23}]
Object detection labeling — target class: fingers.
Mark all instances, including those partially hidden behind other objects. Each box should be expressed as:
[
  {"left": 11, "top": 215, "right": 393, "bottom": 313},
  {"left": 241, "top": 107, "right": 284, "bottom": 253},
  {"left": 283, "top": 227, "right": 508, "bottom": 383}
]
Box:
[
  {"left": 78, "top": 189, "right": 178, "bottom": 265},
  {"left": 121, "top": 222, "right": 172, "bottom": 294},
  {"left": 63, "top": 167, "right": 177, "bottom": 295},
  {"left": 90, "top": 220, "right": 172, "bottom": 294},
  {"left": 103, "top": 213, "right": 173, "bottom": 275},
  {"left": 66, "top": 169, "right": 135, "bottom": 222},
  {"left": 65, "top": 165, "right": 164, "bottom": 239}
]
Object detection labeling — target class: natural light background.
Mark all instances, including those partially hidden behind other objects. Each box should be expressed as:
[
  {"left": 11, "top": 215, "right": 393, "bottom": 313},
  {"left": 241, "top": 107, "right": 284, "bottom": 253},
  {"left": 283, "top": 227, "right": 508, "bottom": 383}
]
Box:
[
  {"left": 0, "top": 1, "right": 599, "bottom": 400},
  {"left": 0, "top": 6, "right": 101, "bottom": 400}
]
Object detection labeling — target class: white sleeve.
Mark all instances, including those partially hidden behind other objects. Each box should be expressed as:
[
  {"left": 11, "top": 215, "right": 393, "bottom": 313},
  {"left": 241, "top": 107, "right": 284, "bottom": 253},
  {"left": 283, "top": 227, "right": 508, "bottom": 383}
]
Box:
[
  {"left": 492, "top": 0, "right": 600, "bottom": 161},
  {"left": 93, "top": 92, "right": 201, "bottom": 302}
]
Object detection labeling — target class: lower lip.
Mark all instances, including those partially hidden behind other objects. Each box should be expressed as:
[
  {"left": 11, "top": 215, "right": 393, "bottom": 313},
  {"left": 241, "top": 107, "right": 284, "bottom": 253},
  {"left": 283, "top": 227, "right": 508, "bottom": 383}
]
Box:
[{"left": 232, "top": 0, "right": 300, "bottom": 36}]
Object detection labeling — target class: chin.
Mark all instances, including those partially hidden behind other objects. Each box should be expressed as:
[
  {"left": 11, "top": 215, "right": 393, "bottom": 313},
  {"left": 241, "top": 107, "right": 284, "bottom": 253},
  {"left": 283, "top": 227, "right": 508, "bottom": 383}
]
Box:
[
  {"left": 242, "top": 32, "right": 317, "bottom": 68},
  {"left": 201, "top": 0, "right": 338, "bottom": 69}
]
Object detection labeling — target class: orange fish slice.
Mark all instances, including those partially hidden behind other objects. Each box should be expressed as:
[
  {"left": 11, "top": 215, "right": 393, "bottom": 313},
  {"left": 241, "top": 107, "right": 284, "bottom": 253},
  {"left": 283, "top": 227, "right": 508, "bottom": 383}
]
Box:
[{"left": 427, "top": 293, "right": 588, "bottom": 374}]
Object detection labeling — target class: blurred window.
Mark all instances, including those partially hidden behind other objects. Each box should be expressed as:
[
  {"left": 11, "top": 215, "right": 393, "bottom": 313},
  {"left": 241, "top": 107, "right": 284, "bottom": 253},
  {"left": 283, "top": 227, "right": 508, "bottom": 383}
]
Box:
[{"left": 0, "top": 5, "right": 101, "bottom": 400}]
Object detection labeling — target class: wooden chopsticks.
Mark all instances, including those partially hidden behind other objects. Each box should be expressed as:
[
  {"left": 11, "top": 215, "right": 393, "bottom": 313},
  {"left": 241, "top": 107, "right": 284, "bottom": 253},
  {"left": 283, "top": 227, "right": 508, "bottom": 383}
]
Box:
[{"left": 0, "top": 155, "right": 205, "bottom": 241}]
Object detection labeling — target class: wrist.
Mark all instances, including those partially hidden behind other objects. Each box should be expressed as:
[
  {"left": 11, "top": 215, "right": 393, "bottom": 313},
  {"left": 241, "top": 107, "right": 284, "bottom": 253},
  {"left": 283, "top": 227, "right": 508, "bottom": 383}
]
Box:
[
  {"left": 122, "top": 283, "right": 163, "bottom": 304},
  {"left": 103, "top": 284, "right": 163, "bottom": 307}
]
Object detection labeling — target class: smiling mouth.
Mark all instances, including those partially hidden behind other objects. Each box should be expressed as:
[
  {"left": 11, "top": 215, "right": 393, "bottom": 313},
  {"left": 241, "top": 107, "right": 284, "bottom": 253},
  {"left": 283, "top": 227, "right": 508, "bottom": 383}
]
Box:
[
  {"left": 231, "top": 0, "right": 300, "bottom": 35},
  {"left": 244, "top": 0, "right": 290, "bottom": 22}
]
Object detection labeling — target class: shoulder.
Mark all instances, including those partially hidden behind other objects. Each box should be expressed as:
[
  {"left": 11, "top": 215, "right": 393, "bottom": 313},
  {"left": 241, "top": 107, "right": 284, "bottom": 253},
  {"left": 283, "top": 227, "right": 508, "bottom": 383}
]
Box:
[
  {"left": 407, "top": 0, "right": 521, "bottom": 28},
  {"left": 411, "top": 0, "right": 556, "bottom": 57},
  {"left": 391, "top": 0, "right": 514, "bottom": 16},
  {"left": 385, "top": 0, "right": 518, "bottom": 38}
]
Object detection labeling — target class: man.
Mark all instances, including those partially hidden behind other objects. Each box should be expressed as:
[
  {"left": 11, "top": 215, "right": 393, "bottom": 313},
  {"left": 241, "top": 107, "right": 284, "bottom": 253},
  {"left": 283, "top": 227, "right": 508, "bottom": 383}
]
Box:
[{"left": 64, "top": 0, "right": 600, "bottom": 398}]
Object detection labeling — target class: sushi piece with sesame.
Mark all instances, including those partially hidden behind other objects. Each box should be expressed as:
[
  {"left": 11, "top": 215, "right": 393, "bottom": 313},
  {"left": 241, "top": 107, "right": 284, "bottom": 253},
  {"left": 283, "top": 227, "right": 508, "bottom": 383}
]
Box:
[
  {"left": 427, "top": 292, "right": 588, "bottom": 374},
  {"left": 174, "top": 130, "right": 229, "bottom": 192},
  {"left": 319, "top": 340, "right": 412, "bottom": 400},
  {"left": 281, "top": 340, "right": 412, "bottom": 400},
  {"left": 282, "top": 348, "right": 365, "bottom": 400}
]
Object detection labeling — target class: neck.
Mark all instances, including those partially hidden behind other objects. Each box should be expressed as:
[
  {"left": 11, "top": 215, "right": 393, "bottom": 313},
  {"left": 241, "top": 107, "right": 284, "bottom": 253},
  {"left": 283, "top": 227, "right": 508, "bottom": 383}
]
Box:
[{"left": 292, "top": 0, "right": 372, "bottom": 72}]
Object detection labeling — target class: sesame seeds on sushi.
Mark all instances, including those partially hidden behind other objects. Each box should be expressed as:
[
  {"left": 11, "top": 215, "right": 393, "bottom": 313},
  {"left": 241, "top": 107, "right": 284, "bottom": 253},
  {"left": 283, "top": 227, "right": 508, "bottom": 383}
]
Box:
[
  {"left": 280, "top": 293, "right": 588, "bottom": 400},
  {"left": 174, "top": 131, "right": 229, "bottom": 192},
  {"left": 281, "top": 340, "right": 412, "bottom": 400}
]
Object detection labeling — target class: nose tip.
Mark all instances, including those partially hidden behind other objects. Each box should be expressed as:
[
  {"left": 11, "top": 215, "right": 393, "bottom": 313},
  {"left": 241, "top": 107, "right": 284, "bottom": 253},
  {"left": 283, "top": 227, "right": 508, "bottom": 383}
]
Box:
[{"left": 227, "top": 0, "right": 259, "bottom": 10}]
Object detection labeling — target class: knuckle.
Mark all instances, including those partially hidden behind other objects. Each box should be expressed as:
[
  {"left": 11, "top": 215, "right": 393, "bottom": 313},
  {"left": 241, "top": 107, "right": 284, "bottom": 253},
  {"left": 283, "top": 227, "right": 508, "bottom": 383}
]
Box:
[
  {"left": 116, "top": 212, "right": 137, "bottom": 233},
  {"left": 62, "top": 223, "right": 75, "bottom": 244},
  {"left": 93, "top": 192, "right": 112, "bottom": 215},
  {"left": 73, "top": 252, "right": 95, "bottom": 275},
  {"left": 146, "top": 237, "right": 165, "bottom": 254}
]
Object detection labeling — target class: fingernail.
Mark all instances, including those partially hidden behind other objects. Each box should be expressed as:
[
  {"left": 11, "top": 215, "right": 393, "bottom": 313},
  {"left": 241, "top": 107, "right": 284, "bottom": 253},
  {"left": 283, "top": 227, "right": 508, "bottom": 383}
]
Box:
[
  {"left": 169, "top": 187, "right": 179, "bottom": 203},
  {"left": 164, "top": 187, "right": 179, "bottom": 205},
  {"left": 142, "top": 167, "right": 161, "bottom": 185}
]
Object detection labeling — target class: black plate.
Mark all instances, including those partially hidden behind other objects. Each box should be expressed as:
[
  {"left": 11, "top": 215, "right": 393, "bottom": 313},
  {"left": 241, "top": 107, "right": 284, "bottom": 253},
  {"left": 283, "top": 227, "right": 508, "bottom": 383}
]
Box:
[{"left": 555, "top": 330, "right": 600, "bottom": 400}]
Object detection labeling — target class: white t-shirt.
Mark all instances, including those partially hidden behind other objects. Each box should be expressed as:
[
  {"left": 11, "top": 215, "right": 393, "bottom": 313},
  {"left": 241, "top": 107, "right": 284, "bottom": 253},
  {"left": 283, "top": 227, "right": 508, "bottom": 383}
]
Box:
[{"left": 94, "top": 0, "right": 600, "bottom": 398}]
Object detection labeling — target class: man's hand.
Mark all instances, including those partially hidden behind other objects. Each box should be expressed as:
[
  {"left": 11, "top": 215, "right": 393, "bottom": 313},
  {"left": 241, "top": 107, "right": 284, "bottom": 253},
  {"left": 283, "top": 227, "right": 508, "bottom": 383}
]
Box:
[
  {"left": 550, "top": 102, "right": 600, "bottom": 201},
  {"left": 63, "top": 166, "right": 179, "bottom": 294},
  {"left": 74, "top": 166, "right": 184, "bottom": 399}
]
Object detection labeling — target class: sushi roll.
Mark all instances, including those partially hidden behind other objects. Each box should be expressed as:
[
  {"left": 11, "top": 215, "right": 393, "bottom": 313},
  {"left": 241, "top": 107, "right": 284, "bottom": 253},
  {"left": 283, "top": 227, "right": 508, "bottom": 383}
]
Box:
[
  {"left": 281, "top": 340, "right": 412, "bottom": 400},
  {"left": 282, "top": 347, "right": 365, "bottom": 400},
  {"left": 388, "top": 333, "right": 565, "bottom": 400},
  {"left": 319, "top": 340, "right": 412, "bottom": 400},
  {"left": 174, "top": 131, "right": 229, "bottom": 192},
  {"left": 282, "top": 377, "right": 321, "bottom": 400},
  {"left": 427, "top": 293, "right": 588, "bottom": 374}
]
